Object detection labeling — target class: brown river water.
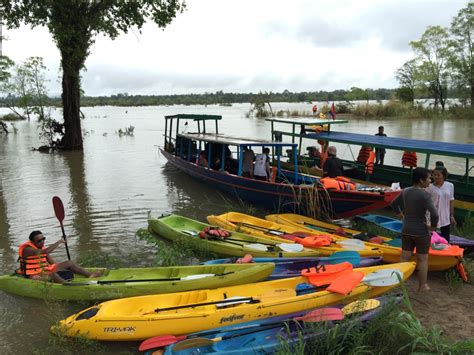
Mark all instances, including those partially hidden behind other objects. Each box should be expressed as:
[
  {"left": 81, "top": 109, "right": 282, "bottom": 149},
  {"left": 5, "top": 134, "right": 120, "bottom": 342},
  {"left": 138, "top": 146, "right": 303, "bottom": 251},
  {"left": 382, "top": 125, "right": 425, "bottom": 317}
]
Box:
[{"left": 0, "top": 103, "right": 473, "bottom": 353}]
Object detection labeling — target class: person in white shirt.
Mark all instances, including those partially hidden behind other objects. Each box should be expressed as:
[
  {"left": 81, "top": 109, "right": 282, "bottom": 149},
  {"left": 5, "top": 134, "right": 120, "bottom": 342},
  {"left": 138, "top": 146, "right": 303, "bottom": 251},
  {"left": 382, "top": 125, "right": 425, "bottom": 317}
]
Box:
[
  {"left": 254, "top": 147, "right": 271, "bottom": 181},
  {"left": 425, "top": 166, "right": 456, "bottom": 242}
]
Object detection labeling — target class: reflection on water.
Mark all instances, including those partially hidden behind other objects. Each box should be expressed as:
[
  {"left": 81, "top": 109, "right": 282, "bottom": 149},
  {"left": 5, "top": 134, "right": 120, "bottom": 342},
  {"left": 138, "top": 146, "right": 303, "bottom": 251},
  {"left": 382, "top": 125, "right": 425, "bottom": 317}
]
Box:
[{"left": 0, "top": 103, "right": 472, "bottom": 353}]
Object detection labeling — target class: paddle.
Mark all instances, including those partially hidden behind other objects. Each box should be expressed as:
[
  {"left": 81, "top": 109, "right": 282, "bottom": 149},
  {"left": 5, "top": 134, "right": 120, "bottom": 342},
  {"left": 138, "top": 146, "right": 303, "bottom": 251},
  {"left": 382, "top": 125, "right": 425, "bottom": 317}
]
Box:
[
  {"left": 152, "top": 289, "right": 296, "bottom": 313},
  {"left": 139, "top": 307, "right": 344, "bottom": 352},
  {"left": 52, "top": 196, "right": 71, "bottom": 260},
  {"left": 342, "top": 299, "right": 381, "bottom": 315},
  {"left": 171, "top": 307, "right": 345, "bottom": 351},
  {"left": 236, "top": 222, "right": 286, "bottom": 236},
  {"left": 336, "top": 239, "right": 366, "bottom": 251},
  {"left": 226, "top": 237, "right": 304, "bottom": 252},
  {"left": 63, "top": 271, "right": 235, "bottom": 286},
  {"left": 362, "top": 269, "right": 403, "bottom": 286}
]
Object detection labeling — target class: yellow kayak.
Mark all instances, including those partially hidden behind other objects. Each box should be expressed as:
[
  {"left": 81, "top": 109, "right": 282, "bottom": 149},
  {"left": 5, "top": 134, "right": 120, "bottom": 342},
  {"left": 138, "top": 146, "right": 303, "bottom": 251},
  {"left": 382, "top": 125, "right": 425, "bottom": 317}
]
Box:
[
  {"left": 207, "top": 212, "right": 383, "bottom": 258},
  {"left": 53, "top": 262, "right": 415, "bottom": 341},
  {"left": 267, "top": 213, "right": 463, "bottom": 271}
]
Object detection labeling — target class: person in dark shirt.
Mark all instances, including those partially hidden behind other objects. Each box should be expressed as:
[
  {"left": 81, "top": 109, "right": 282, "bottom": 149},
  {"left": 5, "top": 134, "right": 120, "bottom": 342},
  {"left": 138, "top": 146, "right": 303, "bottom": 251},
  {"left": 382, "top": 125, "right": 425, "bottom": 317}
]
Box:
[
  {"left": 391, "top": 167, "right": 438, "bottom": 292},
  {"left": 322, "top": 146, "right": 343, "bottom": 178},
  {"left": 375, "top": 126, "right": 387, "bottom": 165}
]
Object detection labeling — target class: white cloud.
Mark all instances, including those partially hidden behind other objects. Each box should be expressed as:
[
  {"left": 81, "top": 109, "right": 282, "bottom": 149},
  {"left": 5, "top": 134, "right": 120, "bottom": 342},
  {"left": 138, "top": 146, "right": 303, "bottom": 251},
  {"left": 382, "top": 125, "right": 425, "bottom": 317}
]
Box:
[{"left": 1, "top": 0, "right": 467, "bottom": 96}]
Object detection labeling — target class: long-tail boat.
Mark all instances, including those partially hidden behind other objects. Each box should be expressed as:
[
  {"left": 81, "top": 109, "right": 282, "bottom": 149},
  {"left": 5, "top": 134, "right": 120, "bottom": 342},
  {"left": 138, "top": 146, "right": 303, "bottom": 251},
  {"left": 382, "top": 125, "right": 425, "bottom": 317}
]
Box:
[{"left": 267, "top": 117, "right": 474, "bottom": 221}]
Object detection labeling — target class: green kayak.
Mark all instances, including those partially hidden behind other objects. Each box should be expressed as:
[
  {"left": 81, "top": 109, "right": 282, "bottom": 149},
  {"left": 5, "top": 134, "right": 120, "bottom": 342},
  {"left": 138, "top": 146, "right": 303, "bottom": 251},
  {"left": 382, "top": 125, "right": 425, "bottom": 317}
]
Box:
[
  {"left": 148, "top": 214, "right": 321, "bottom": 257},
  {"left": 0, "top": 263, "right": 274, "bottom": 301}
]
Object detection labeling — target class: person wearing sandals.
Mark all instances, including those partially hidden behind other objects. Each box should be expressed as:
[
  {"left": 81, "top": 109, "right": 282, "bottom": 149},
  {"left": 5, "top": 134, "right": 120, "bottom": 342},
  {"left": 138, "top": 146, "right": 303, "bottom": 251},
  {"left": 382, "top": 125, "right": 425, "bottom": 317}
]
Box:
[{"left": 391, "top": 167, "right": 438, "bottom": 292}]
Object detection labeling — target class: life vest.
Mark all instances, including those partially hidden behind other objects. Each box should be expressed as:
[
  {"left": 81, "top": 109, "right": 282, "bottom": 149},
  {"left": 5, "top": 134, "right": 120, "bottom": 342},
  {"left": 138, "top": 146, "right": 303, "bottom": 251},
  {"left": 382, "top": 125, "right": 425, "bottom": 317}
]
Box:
[
  {"left": 294, "top": 235, "right": 333, "bottom": 248},
  {"left": 269, "top": 166, "right": 277, "bottom": 182},
  {"left": 357, "top": 146, "right": 372, "bottom": 164},
  {"left": 365, "top": 150, "right": 375, "bottom": 175},
  {"left": 17, "top": 241, "right": 51, "bottom": 276},
  {"left": 320, "top": 176, "right": 356, "bottom": 190},
  {"left": 402, "top": 151, "right": 417, "bottom": 168},
  {"left": 301, "top": 262, "right": 353, "bottom": 286}
]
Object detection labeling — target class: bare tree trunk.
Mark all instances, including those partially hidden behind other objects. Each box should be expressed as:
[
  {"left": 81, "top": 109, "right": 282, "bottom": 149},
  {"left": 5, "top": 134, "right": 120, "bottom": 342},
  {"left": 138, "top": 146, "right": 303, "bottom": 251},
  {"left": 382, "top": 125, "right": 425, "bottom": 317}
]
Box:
[{"left": 60, "top": 61, "right": 83, "bottom": 150}]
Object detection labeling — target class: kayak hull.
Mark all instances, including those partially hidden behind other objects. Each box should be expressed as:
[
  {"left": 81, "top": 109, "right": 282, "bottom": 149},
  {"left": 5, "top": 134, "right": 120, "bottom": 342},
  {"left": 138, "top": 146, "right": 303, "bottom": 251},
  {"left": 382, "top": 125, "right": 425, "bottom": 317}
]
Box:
[
  {"left": 54, "top": 262, "right": 415, "bottom": 341},
  {"left": 207, "top": 212, "right": 383, "bottom": 257},
  {"left": 0, "top": 263, "right": 274, "bottom": 301},
  {"left": 149, "top": 215, "right": 322, "bottom": 257}
]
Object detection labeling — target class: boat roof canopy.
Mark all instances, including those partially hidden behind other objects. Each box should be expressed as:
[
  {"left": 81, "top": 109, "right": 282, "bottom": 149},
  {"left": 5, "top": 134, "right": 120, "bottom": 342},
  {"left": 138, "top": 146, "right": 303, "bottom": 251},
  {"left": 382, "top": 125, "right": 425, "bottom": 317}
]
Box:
[
  {"left": 165, "top": 114, "right": 222, "bottom": 121},
  {"left": 305, "top": 131, "right": 474, "bottom": 159},
  {"left": 266, "top": 118, "right": 349, "bottom": 125},
  {"left": 178, "top": 133, "right": 297, "bottom": 148}
]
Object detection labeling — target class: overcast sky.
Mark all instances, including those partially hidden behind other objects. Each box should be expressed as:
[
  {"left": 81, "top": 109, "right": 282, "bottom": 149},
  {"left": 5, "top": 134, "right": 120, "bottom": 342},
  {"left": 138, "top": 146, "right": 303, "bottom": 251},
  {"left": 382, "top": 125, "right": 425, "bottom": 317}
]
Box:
[{"left": 2, "top": 0, "right": 468, "bottom": 96}]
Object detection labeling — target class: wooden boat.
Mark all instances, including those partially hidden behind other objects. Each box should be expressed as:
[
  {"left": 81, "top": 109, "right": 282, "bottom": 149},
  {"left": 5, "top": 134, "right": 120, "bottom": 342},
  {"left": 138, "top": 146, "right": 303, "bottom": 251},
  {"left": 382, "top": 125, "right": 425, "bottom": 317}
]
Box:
[
  {"left": 356, "top": 213, "right": 474, "bottom": 253},
  {"left": 267, "top": 117, "right": 474, "bottom": 221},
  {"left": 53, "top": 262, "right": 416, "bottom": 341},
  {"left": 0, "top": 263, "right": 275, "bottom": 301},
  {"left": 207, "top": 212, "right": 383, "bottom": 257},
  {"left": 148, "top": 214, "right": 322, "bottom": 257},
  {"left": 160, "top": 114, "right": 400, "bottom": 219},
  {"left": 267, "top": 213, "right": 465, "bottom": 271}
]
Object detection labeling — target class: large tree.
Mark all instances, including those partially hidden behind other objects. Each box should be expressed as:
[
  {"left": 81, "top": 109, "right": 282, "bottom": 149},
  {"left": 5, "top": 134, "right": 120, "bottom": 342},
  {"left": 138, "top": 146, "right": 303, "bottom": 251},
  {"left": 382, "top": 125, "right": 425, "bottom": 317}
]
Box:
[
  {"left": 410, "top": 26, "right": 450, "bottom": 110},
  {"left": 0, "top": 1, "right": 185, "bottom": 150},
  {"left": 449, "top": 2, "right": 474, "bottom": 108},
  {"left": 395, "top": 59, "right": 416, "bottom": 102}
]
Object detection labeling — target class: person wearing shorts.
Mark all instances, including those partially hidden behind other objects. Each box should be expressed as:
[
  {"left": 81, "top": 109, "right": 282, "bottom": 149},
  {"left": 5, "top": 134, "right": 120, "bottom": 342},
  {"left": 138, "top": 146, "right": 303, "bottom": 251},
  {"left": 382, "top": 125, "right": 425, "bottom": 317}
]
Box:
[{"left": 391, "top": 167, "right": 438, "bottom": 292}]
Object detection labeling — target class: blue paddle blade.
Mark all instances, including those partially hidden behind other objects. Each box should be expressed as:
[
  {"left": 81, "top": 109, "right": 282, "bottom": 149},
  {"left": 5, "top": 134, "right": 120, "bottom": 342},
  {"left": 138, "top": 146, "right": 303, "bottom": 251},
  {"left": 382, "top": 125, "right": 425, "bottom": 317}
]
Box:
[
  {"left": 329, "top": 251, "right": 361, "bottom": 266},
  {"left": 385, "top": 238, "right": 402, "bottom": 247}
]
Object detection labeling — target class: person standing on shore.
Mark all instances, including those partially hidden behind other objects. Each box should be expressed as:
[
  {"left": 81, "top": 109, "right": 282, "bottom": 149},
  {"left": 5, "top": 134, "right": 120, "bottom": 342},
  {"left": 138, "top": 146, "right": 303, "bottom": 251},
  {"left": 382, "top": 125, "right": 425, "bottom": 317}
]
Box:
[
  {"left": 391, "top": 167, "right": 438, "bottom": 292},
  {"left": 426, "top": 166, "right": 455, "bottom": 243},
  {"left": 374, "top": 126, "right": 387, "bottom": 165}
]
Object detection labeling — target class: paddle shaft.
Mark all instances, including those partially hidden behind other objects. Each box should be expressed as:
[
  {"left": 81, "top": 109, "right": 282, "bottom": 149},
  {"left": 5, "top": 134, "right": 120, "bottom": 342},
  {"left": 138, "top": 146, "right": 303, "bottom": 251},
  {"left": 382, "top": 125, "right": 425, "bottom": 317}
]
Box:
[
  {"left": 237, "top": 222, "right": 285, "bottom": 235},
  {"left": 154, "top": 296, "right": 257, "bottom": 313},
  {"left": 97, "top": 271, "right": 234, "bottom": 284},
  {"left": 226, "top": 237, "right": 277, "bottom": 246}
]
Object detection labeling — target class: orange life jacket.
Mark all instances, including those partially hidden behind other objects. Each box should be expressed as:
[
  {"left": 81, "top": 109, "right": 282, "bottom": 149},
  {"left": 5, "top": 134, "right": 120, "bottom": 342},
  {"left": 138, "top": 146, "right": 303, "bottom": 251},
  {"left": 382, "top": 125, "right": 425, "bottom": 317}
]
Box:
[
  {"left": 17, "top": 241, "right": 50, "bottom": 276},
  {"left": 357, "top": 146, "right": 372, "bottom": 164},
  {"left": 294, "top": 235, "right": 333, "bottom": 248},
  {"left": 320, "top": 176, "right": 356, "bottom": 190},
  {"left": 365, "top": 150, "right": 375, "bottom": 175},
  {"left": 402, "top": 151, "right": 417, "bottom": 168}
]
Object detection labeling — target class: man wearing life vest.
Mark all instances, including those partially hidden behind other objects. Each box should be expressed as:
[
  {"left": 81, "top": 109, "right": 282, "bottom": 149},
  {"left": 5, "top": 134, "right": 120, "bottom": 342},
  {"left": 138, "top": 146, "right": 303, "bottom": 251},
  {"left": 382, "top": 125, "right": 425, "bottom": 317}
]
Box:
[
  {"left": 17, "top": 230, "right": 102, "bottom": 283},
  {"left": 254, "top": 147, "right": 271, "bottom": 181},
  {"left": 322, "top": 146, "right": 343, "bottom": 178}
]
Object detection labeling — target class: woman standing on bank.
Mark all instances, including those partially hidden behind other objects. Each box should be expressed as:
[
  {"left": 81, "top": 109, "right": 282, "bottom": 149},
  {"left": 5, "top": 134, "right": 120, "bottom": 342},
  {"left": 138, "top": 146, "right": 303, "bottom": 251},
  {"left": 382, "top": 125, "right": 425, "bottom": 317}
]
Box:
[
  {"left": 391, "top": 167, "right": 438, "bottom": 292},
  {"left": 426, "top": 165, "right": 456, "bottom": 243}
]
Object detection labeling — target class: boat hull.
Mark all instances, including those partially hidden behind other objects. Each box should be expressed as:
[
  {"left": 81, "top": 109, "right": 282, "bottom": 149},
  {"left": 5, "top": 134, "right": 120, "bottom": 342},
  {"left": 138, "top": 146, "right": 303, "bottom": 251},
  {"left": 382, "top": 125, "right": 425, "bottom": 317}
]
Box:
[
  {"left": 161, "top": 149, "right": 399, "bottom": 219},
  {"left": 0, "top": 264, "right": 274, "bottom": 301}
]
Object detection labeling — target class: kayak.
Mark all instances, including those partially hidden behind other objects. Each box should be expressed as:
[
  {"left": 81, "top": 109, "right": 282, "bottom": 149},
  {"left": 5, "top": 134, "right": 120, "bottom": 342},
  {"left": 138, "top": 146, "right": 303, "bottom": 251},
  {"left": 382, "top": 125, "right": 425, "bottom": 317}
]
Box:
[
  {"left": 157, "top": 294, "right": 403, "bottom": 354},
  {"left": 53, "top": 262, "right": 415, "bottom": 341},
  {"left": 207, "top": 212, "right": 383, "bottom": 257},
  {"left": 203, "top": 254, "right": 383, "bottom": 280},
  {"left": 0, "top": 263, "right": 274, "bottom": 301},
  {"left": 357, "top": 214, "right": 474, "bottom": 253},
  {"left": 148, "top": 215, "right": 322, "bottom": 257},
  {"left": 269, "top": 213, "right": 465, "bottom": 271}
]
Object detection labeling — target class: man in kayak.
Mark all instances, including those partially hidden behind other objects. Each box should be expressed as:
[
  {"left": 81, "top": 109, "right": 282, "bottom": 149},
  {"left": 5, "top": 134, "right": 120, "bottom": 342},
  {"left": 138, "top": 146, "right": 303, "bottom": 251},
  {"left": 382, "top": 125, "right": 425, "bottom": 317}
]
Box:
[{"left": 17, "top": 230, "right": 102, "bottom": 283}]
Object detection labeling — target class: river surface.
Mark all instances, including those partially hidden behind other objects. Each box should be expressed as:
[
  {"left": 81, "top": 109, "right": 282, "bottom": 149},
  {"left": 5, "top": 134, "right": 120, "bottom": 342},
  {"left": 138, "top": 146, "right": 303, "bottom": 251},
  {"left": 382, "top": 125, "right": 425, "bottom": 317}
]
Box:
[{"left": 0, "top": 103, "right": 473, "bottom": 353}]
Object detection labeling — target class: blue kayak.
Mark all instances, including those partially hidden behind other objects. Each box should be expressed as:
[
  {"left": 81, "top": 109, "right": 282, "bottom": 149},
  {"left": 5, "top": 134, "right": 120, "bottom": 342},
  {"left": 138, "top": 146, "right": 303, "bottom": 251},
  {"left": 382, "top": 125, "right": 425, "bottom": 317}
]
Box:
[
  {"left": 357, "top": 214, "right": 474, "bottom": 253},
  {"left": 202, "top": 253, "right": 382, "bottom": 280},
  {"left": 157, "top": 294, "right": 402, "bottom": 355}
]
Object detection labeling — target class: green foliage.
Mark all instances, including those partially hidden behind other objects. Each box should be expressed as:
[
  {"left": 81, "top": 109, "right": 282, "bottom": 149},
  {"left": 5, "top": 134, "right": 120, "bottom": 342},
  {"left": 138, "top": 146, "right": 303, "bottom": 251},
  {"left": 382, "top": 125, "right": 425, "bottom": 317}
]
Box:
[
  {"left": 345, "top": 87, "right": 370, "bottom": 104},
  {"left": 0, "top": 1, "right": 186, "bottom": 150},
  {"left": 410, "top": 26, "right": 451, "bottom": 111},
  {"left": 449, "top": 2, "right": 474, "bottom": 108},
  {"left": 0, "top": 113, "right": 23, "bottom": 121},
  {"left": 116, "top": 125, "right": 135, "bottom": 137},
  {"left": 396, "top": 59, "right": 417, "bottom": 102}
]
